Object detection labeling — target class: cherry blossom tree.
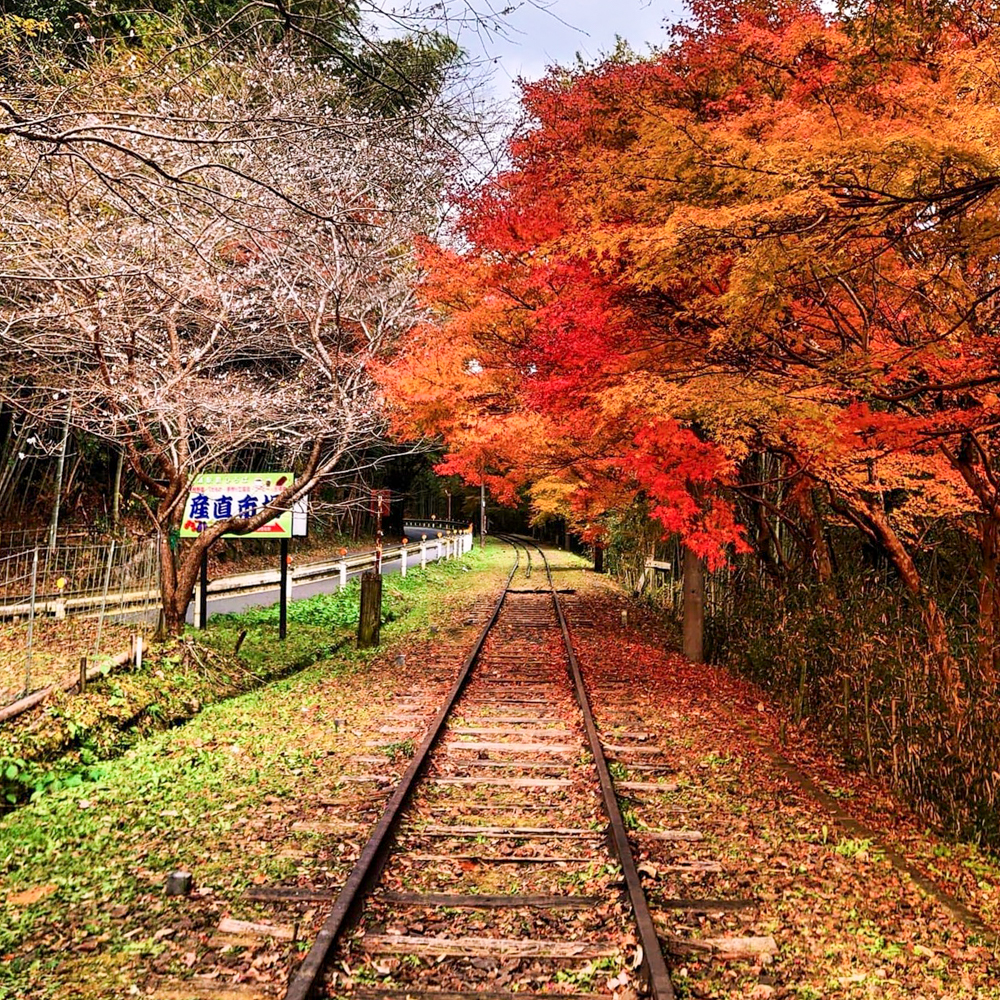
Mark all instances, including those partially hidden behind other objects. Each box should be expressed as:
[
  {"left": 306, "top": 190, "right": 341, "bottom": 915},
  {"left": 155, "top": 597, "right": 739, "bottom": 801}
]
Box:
[{"left": 0, "top": 36, "right": 455, "bottom": 630}]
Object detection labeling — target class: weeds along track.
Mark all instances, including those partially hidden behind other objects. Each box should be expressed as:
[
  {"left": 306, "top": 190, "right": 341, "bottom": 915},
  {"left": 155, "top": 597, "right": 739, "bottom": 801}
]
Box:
[{"left": 277, "top": 537, "right": 675, "bottom": 1000}]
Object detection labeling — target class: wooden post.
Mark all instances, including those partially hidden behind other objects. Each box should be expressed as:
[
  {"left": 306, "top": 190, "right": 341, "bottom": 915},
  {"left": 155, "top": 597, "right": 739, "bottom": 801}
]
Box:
[
  {"left": 682, "top": 546, "right": 705, "bottom": 663},
  {"left": 279, "top": 537, "right": 289, "bottom": 641},
  {"left": 79, "top": 656, "right": 87, "bottom": 694},
  {"left": 594, "top": 545, "right": 604, "bottom": 574},
  {"left": 357, "top": 570, "right": 382, "bottom": 649},
  {"left": 891, "top": 697, "right": 899, "bottom": 782}
]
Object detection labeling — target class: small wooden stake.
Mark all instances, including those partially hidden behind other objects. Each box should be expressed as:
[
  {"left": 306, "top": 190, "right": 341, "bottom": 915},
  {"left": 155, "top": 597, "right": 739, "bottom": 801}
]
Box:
[
  {"left": 357, "top": 570, "right": 382, "bottom": 648},
  {"left": 79, "top": 656, "right": 87, "bottom": 694}
]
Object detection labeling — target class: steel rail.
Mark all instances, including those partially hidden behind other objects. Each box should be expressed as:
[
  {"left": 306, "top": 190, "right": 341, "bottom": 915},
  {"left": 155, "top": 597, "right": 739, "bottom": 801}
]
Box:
[
  {"left": 524, "top": 536, "right": 676, "bottom": 1000},
  {"left": 283, "top": 541, "right": 521, "bottom": 1000}
]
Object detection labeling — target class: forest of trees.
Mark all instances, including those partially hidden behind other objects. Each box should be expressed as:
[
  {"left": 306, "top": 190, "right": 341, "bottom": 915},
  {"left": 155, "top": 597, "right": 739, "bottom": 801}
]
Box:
[
  {"left": 0, "top": 0, "right": 476, "bottom": 629},
  {"left": 381, "top": 0, "right": 1000, "bottom": 843},
  {"left": 11, "top": 0, "right": 1000, "bottom": 843}
]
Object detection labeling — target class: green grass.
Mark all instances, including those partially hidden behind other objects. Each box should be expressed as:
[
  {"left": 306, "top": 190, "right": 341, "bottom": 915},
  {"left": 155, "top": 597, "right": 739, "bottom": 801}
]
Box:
[{"left": 0, "top": 541, "right": 510, "bottom": 809}]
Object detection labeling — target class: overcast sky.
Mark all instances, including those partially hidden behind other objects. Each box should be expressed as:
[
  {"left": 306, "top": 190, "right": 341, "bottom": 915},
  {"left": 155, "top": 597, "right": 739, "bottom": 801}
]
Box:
[{"left": 461, "top": 1, "right": 687, "bottom": 101}]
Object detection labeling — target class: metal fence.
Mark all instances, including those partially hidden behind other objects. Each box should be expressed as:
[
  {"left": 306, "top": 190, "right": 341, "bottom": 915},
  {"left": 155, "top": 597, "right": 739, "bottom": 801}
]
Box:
[
  {"left": 0, "top": 526, "right": 475, "bottom": 710},
  {"left": 0, "top": 538, "right": 160, "bottom": 706}
]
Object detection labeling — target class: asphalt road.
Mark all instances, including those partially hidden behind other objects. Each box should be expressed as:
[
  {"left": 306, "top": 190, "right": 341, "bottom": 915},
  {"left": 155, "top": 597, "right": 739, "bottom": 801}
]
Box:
[{"left": 185, "top": 524, "right": 467, "bottom": 624}]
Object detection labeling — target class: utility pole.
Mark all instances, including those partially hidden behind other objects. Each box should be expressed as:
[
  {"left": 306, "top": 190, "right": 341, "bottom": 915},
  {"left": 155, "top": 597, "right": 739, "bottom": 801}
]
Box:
[
  {"left": 48, "top": 388, "right": 74, "bottom": 552},
  {"left": 480, "top": 480, "right": 486, "bottom": 549},
  {"left": 359, "top": 490, "right": 386, "bottom": 648}
]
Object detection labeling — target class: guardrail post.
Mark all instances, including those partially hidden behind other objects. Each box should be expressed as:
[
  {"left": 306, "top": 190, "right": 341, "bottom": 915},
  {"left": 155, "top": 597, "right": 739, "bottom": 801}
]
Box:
[
  {"left": 357, "top": 570, "right": 382, "bottom": 648},
  {"left": 92, "top": 539, "right": 116, "bottom": 658},
  {"left": 400, "top": 544, "right": 408, "bottom": 578},
  {"left": 420, "top": 542, "right": 427, "bottom": 571},
  {"left": 338, "top": 562, "right": 347, "bottom": 590}
]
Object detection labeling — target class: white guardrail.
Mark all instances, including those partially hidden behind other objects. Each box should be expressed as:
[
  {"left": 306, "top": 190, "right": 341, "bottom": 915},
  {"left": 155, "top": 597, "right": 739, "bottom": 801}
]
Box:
[{"left": 0, "top": 526, "right": 475, "bottom": 622}]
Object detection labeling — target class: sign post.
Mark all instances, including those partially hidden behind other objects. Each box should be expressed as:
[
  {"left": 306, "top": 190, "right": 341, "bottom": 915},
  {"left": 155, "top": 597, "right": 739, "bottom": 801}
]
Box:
[
  {"left": 181, "top": 473, "right": 308, "bottom": 634},
  {"left": 279, "top": 538, "right": 289, "bottom": 641},
  {"left": 480, "top": 481, "right": 486, "bottom": 549}
]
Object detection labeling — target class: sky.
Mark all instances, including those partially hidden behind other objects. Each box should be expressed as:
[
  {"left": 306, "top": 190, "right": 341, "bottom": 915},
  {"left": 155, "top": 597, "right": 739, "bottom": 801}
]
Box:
[{"left": 460, "top": 0, "right": 688, "bottom": 101}]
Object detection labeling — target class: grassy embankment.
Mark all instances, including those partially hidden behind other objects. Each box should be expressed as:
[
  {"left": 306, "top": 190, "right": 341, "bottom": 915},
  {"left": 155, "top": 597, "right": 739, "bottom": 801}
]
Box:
[
  {"left": 0, "top": 539, "right": 514, "bottom": 998},
  {"left": 0, "top": 541, "right": 509, "bottom": 807}
]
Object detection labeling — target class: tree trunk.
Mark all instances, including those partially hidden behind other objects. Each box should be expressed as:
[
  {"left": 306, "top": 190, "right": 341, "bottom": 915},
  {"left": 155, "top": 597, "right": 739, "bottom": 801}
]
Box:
[
  {"left": 111, "top": 447, "right": 124, "bottom": 527},
  {"left": 978, "top": 516, "right": 1000, "bottom": 685},
  {"left": 863, "top": 501, "right": 961, "bottom": 710},
  {"left": 683, "top": 546, "right": 705, "bottom": 663},
  {"left": 798, "top": 489, "right": 836, "bottom": 603},
  {"left": 593, "top": 544, "right": 604, "bottom": 574},
  {"left": 159, "top": 530, "right": 185, "bottom": 634}
]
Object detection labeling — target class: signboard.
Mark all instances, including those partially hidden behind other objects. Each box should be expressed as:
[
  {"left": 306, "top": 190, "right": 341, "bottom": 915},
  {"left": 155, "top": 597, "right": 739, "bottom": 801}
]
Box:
[
  {"left": 292, "top": 495, "right": 309, "bottom": 538},
  {"left": 181, "top": 472, "right": 294, "bottom": 538}
]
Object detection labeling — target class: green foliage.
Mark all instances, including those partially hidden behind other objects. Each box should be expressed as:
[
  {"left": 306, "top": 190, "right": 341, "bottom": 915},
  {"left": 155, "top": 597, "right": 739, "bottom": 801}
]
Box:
[
  {"left": 380, "top": 738, "right": 414, "bottom": 762},
  {"left": 5, "top": 0, "right": 459, "bottom": 113},
  {"left": 215, "top": 581, "right": 363, "bottom": 631},
  {"left": 345, "top": 32, "right": 461, "bottom": 113},
  {"left": 701, "top": 526, "right": 1000, "bottom": 847}
]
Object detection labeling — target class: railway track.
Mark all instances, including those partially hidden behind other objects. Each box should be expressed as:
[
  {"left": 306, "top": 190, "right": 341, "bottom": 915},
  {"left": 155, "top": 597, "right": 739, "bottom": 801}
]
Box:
[{"left": 278, "top": 536, "right": 676, "bottom": 1000}]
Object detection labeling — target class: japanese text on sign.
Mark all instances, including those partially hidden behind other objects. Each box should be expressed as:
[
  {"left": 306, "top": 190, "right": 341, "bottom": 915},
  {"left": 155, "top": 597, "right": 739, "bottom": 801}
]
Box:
[{"left": 180, "top": 473, "right": 293, "bottom": 538}]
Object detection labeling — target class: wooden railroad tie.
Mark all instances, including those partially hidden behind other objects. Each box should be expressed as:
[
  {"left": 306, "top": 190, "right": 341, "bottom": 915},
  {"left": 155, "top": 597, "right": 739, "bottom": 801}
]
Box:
[
  {"left": 405, "top": 824, "right": 602, "bottom": 838},
  {"left": 350, "top": 991, "right": 598, "bottom": 1000},
  {"left": 446, "top": 743, "right": 577, "bottom": 754},
  {"left": 656, "top": 897, "right": 758, "bottom": 912},
  {"left": 406, "top": 853, "right": 597, "bottom": 865},
  {"left": 432, "top": 776, "right": 573, "bottom": 787},
  {"left": 361, "top": 934, "right": 618, "bottom": 960},
  {"left": 616, "top": 781, "right": 680, "bottom": 793},
  {"left": 382, "top": 891, "right": 603, "bottom": 909},
  {"left": 449, "top": 727, "right": 574, "bottom": 738}
]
